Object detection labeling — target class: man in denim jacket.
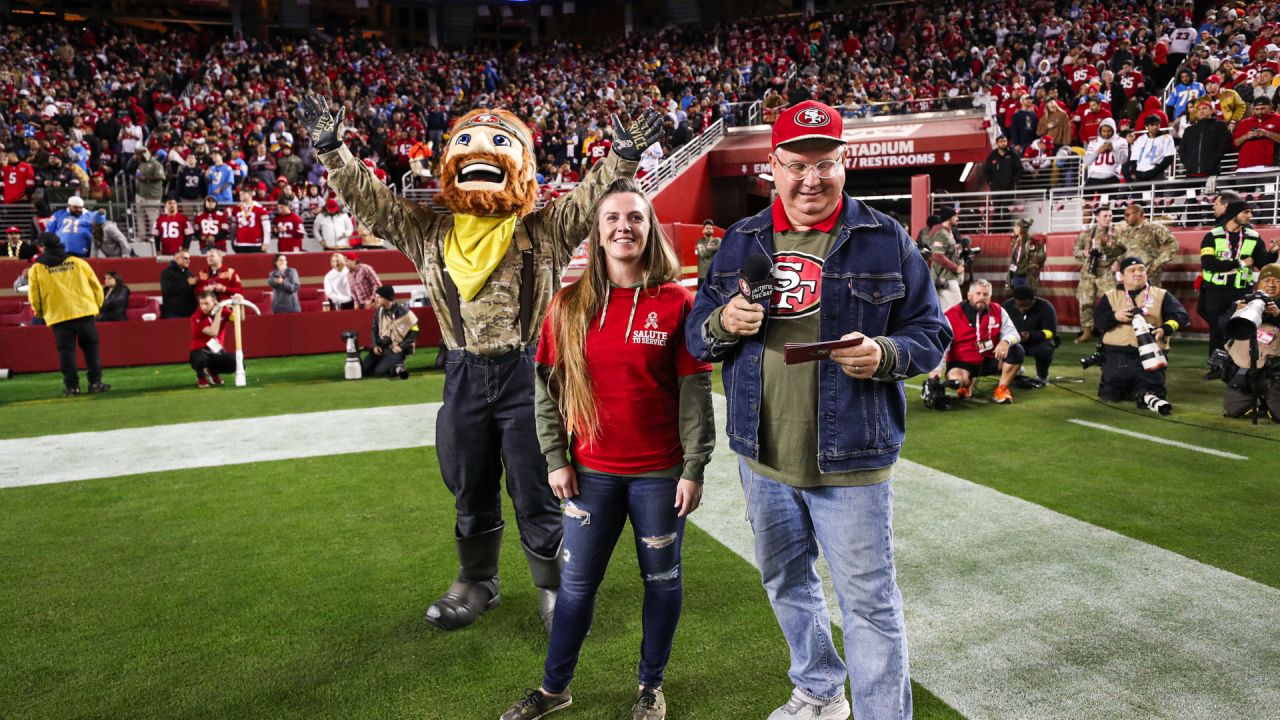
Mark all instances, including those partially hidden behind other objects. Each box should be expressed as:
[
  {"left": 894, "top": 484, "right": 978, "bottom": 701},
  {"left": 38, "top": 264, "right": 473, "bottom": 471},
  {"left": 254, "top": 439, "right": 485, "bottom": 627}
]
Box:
[{"left": 686, "top": 101, "right": 950, "bottom": 720}]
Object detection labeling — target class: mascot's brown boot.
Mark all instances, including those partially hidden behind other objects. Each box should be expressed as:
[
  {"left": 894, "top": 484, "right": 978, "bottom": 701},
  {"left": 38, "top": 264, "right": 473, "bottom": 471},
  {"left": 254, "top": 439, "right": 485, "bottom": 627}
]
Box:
[
  {"left": 425, "top": 525, "right": 503, "bottom": 630},
  {"left": 524, "top": 542, "right": 562, "bottom": 635}
]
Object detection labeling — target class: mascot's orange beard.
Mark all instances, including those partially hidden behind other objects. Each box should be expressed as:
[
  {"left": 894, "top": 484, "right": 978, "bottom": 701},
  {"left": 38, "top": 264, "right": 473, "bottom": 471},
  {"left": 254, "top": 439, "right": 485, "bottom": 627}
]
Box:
[{"left": 438, "top": 150, "right": 538, "bottom": 218}]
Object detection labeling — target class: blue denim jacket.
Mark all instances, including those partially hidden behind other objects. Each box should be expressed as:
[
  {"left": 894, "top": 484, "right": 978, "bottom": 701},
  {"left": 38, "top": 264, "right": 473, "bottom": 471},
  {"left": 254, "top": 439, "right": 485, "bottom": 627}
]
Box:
[{"left": 685, "top": 195, "right": 951, "bottom": 473}]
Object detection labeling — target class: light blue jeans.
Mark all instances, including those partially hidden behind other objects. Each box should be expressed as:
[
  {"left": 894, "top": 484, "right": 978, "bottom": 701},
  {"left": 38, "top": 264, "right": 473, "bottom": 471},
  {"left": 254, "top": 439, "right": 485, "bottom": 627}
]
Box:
[{"left": 739, "top": 457, "right": 912, "bottom": 720}]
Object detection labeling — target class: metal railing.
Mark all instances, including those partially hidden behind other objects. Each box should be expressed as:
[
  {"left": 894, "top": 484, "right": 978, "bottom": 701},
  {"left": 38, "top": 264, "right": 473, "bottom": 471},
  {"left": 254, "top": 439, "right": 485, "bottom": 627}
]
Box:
[
  {"left": 928, "top": 169, "right": 1280, "bottom": 236},
  {"left": 725, "top": 101, "right": 763, "bottom": 127},
  {"left": 639, "top": 118, "right": 725, "bottom": 197}
]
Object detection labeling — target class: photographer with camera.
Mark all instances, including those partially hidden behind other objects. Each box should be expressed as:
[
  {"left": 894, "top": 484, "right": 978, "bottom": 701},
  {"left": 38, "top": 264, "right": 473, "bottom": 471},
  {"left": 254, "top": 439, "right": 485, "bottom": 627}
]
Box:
[
  {"left": 1214, "top": 264, "right": 1280, "bottom": 422},
  {"left": 1007, "top": 218, "right": 1046, "bottom": 293},
  {"left": 932, "top": 279, "right": 1024, "bottom": 405},
  {"left": 1072, "top": 206, "right": 1126, "bottom": 344},
  {"left": 1003, "top": 285, "right": 1059, "bottom": 388},
  {"left": 926, "top": 207, "right": 963, "bottom": 310},
  {"left": 361, "top": 285, "right": 418, "bottom": 379},
  {"left": 1093, "top": 257, "right": 1190, "bottom": 414},
  {"left": 1198, "top": 199, "right": 1280, "bottom": 356}
]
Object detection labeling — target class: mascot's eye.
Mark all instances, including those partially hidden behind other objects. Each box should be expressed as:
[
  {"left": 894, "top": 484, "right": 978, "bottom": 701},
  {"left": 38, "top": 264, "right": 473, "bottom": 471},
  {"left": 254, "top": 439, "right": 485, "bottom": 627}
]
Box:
[
  {"left": 493, "top": 135, "right": 511, "bottom": 147},
  {"left": 456, "top": 133, "right": 471, "bottom": 146}
]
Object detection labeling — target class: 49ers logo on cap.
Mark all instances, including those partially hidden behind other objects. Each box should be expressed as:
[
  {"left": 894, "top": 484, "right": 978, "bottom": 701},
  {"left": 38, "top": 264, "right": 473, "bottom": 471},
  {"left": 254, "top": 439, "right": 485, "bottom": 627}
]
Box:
[
  {"left": 796, "top": 108, "right": 831, "bottom": 127},
  {"left": 770, "top": 252, "right": 824, "bottom": 319},
  {"left": 472, "top": 114, "right": 501, "bottom": 124}
]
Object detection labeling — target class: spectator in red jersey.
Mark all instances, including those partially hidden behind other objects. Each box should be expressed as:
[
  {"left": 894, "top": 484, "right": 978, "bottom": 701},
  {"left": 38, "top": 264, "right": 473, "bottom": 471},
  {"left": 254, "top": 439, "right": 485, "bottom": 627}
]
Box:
[
  {"left": 231, "top": 189, "right": 269, "bottom": 253},
  {"left": 271, "top": 200, "right": 306, "bottom": 253},
  {"left": 196, "top": 248, "right": 243, "bottom": 299},
  {"left": 267, "top": 254, "right": 301, "bottom": 314},
  {"left": 2, "top": 149, "right": 36, "bottom": 204},
  {"left": 345, "top": 253, "right": 382, "bottom": 309},
  {"left": 1234, "top": 96, "right": 1280, "bottom": 173},
  {"left": 195, "top": 196, "right": 230, "bottom": 253},
  {"left": 189, "top": 289, "right": 243, "bottom": 388},
  {"left": 153, "top": 198, "right": 194, "bottom": 256},
  {"left": 1075, "top": 96, "right": 1113, "bottom": 145}
]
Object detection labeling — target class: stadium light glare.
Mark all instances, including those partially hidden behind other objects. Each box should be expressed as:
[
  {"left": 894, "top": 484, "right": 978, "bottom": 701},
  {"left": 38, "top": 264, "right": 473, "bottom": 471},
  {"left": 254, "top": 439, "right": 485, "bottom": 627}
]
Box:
[{"left": 959, "top": 162, "right": 974, "bottom": 183}]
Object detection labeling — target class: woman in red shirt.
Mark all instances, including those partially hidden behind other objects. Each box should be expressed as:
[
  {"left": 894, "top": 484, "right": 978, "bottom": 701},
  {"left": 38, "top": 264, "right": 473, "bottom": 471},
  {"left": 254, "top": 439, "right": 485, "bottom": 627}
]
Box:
[{"left": 502, "top": 178, "right": 714, "bottom": 720}]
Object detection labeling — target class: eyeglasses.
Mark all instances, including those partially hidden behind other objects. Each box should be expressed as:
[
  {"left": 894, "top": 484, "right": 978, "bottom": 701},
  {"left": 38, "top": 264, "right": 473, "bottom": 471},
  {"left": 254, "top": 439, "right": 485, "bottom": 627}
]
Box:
[{"left": 778, "top": 158, "right": 842, "bottom": 181}]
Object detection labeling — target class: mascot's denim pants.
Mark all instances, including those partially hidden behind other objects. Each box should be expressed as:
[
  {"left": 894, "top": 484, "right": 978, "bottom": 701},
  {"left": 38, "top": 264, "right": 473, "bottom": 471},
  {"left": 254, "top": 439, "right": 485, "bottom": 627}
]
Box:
[
  {"left": 739, "top": 457, "right": 913, "bottom": 720},
  {"left": 437, "top": 346, "right": 562, "bottom": 557}
]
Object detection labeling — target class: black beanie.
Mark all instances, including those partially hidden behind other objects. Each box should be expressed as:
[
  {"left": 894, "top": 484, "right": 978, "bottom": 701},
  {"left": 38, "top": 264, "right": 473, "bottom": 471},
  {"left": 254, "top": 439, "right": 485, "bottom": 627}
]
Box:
[
  {"left": 936, "top": 207, "right": 957, "bottom": 222},
  {"left": 375, "top": 285, "right": 396, "bottom": 301}
]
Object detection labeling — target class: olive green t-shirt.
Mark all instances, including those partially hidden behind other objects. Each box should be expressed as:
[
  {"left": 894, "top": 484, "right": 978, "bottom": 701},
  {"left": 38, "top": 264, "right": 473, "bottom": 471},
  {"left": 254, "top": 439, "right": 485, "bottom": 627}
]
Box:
[{"left": 743, "top": 223, "right": 892, "bottom": 488}]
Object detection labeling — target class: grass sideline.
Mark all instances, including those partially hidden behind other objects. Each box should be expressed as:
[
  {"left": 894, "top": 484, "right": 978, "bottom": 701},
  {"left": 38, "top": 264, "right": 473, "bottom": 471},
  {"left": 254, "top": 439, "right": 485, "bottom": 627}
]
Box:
[{"left": 0, "top": 449, "right": 962, "bottom": 720}]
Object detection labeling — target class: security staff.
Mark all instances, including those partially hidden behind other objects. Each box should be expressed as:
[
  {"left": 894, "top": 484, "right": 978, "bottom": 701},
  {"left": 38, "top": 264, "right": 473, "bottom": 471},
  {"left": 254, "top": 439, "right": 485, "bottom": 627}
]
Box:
[
  {"left": 26, "top": 233, "right": 110, "bottom": 396},
  {"left": 1198, "top": 200, "right": 1280, "bottom": 354},
  {"left": 1219, "top": 264, "right": 1280, "bottom": 421},
  {"left": 1094, "top": 257, "right": 1190, "bottom": 413}
]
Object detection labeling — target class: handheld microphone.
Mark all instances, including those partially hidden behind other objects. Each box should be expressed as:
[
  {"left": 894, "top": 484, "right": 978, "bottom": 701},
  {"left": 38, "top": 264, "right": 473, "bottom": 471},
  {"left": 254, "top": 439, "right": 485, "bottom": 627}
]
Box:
[{"left": 738, "top": 254, "right": 774, "bottom": 307}]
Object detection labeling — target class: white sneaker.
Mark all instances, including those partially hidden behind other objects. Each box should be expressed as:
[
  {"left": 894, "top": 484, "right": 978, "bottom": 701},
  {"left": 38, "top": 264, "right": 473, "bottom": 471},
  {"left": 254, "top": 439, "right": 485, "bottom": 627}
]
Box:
[{"left": 766, "top": 688, "right": 851, "bottom": 719}]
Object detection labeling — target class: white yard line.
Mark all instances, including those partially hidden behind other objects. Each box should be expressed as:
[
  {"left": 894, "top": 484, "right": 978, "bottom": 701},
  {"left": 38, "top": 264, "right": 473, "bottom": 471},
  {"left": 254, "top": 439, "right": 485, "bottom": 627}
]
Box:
[
  {"left": 1067, "top": 418, "right": 1249, "bottom": 460},
  {"left": 0, "top": 404, "right": 441, "bottom": 488},
  {"left": 3, "top": 400, "right": 1278, "bottom": 719}
]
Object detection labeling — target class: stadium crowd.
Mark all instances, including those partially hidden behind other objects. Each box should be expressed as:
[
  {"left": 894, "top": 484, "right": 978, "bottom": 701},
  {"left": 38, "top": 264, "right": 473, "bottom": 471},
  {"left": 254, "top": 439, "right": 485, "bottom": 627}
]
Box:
[{"left": 2, "top": 0, "right": 1278, "bottom": 228}]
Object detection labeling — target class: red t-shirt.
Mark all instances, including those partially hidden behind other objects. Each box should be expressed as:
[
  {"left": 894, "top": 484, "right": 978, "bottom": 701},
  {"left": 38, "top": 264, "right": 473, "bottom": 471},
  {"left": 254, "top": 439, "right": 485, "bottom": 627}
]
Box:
[
  {"left": 190, "top": 307, "right": 232, "bottom": 352},
  {"left": 272, "top": 212, "right": 305, "bottom": 251},
  {"left": 233, "top": 203, "right": 269, "bottom": 247},
  {"left": 154, "top": 213, "right": 192, "bottom": 255},
  {"left": 536, "top": 282, "right": 711, "bottom": 476},
  {"left": 2, "top": 162, "right": 35, "bottom": 203},
  {"left": 1233, "top": 113, "right": 1280, "bottom": 170}
]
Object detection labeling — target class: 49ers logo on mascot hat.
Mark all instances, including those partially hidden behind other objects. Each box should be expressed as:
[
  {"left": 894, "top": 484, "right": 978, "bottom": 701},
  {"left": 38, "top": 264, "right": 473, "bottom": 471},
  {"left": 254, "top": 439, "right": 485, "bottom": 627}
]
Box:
[
  {"left": 472, "top": 114, "right": 501, "bottom": 124},
  {"left": 770, "top": 252, "right": 824, "bottom": 319},
  {"left": 796, "top": 108, "right": 831, "bottom": 127}
]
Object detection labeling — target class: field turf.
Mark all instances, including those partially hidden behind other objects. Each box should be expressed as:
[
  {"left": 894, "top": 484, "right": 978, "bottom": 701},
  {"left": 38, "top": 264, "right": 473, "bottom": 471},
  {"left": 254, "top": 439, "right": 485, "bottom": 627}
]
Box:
[{"left": 1, "top": 336, "right": 1274, "bottom": 719}]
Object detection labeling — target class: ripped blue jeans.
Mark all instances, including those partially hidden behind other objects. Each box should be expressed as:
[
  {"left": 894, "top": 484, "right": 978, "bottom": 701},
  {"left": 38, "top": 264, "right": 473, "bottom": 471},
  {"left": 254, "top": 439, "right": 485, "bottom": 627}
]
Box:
[{"left": 542, "top": 471, "right": 685, "bottom": 694}]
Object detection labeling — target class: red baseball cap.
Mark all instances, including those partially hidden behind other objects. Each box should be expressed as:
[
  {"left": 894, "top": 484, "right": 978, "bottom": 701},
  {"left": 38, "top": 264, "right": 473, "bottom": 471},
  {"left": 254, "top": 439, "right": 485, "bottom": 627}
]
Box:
[
  {"left": 772, "top": 100, "right": 845, "bottom": 151},
  {"left": 5, "top": 226, "right": 19, "bottom": 233}
]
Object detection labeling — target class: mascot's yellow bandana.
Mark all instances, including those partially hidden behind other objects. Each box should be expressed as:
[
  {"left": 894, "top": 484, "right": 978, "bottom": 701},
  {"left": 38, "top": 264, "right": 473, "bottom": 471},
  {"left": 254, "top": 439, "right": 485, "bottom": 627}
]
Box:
[{"left": 444, "top": 214, "right": 517, "bottom": 301}]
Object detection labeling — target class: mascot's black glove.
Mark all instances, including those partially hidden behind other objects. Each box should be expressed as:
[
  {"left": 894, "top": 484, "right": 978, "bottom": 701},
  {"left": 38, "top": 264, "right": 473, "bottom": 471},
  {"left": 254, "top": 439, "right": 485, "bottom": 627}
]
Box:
[
  {"left": 610, "top": 108, "right": 663, "bottom": 162},
  {"left": 298, "top": 94, "right": 346, "bottom": 153}
]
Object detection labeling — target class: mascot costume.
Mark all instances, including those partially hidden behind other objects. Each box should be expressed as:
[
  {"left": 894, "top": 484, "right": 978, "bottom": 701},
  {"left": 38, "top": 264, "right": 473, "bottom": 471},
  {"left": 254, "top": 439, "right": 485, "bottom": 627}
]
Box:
[{"left": 299, "top": 95, "right": 662, "bottom": 633}]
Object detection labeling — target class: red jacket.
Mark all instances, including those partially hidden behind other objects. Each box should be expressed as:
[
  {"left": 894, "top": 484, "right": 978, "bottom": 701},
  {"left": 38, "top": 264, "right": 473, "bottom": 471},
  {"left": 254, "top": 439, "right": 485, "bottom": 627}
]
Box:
[
  {"left": 196, "top": 266, "right": 243, "bottom": 299},
  {"left": 232, "top": 203, "right": 269, "bottom": 247},
  {"left": 945, "top": 302, "right": 1008, "bottom": 366}
]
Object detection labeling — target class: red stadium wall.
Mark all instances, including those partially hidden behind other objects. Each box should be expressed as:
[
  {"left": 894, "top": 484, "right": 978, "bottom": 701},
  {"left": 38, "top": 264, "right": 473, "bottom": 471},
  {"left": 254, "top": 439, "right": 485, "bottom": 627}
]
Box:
[
  {"left": 652, "top": 155, "right": 717, "bottom": 230},
  {"left": 0, "top": 250, "right": 443, "bottom": 374},
  {"left": 965, "top": 227, "right": 1280, "bottom": 334}
]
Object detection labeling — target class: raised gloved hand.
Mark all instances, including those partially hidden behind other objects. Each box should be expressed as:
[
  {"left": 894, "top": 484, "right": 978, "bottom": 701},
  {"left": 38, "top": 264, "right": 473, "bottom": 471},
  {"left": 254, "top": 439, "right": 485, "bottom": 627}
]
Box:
[
  {"left": 297, "top": 94, "right": 346, "bottom": 153},
  {"left": 610, "top": 107, "right": 664, "bottom": 162}
]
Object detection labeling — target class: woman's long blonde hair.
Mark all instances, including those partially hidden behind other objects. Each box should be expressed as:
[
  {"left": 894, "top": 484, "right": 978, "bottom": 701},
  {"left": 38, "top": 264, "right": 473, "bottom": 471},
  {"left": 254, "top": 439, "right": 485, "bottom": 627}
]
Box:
[{"left": 548, "top": 177, "right": 681, "bottom": 443}]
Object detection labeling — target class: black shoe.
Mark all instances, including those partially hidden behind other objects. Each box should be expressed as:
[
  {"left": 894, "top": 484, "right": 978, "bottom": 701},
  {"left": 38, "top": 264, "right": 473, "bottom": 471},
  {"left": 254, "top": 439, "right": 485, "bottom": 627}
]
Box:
[
  {"left": 62, "top": 386, "right": 80, "bottom": 397},
  {"left": 88, "top": 383, "right": 111, "bottom": 394},
  {"left": 500, "top": 688, "right": 572, "bottom": 720},
  {"left": 395, "top": 364, "right": 409, "bottom": 380}
]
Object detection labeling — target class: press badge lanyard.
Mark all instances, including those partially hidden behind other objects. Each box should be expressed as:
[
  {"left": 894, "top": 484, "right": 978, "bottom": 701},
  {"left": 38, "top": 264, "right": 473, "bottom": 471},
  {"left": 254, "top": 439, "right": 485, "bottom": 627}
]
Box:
[{"left": 1124, "top": 285, "right": 1156, "bottom": 316}]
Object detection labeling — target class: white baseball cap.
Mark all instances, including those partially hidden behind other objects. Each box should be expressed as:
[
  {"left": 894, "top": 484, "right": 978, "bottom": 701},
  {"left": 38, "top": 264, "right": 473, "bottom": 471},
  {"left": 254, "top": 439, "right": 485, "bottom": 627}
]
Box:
[{"left": 67, "top": 196, "right": 85, "bottom": 208}]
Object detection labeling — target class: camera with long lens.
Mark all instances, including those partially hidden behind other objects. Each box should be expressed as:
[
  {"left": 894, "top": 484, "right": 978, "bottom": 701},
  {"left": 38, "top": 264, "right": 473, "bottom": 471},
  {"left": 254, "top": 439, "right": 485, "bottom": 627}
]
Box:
[
  {"left": 341, "top": 330, "right": 363, "bottom": 380},
  {"left": 1226, "top": 291, "right": 1272, "bottom": 341},
  {"left": 921, "top": 376, "right": 960, "bottom": 410},
  {"left": 1141, "top": 391, "right": 1172, "bottom": 416},
  {"left": 1132, "top": 314, "right": 1167, "bottom": 372}
]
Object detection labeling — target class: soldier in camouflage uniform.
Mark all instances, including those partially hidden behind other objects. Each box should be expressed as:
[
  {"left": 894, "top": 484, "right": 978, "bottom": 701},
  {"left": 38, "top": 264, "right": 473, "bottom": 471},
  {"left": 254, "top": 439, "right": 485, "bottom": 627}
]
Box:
[
  {"left": 1008, "top": 218, "right": 1047, "bottom": 294},
  {"left": 926, "top": 207, "right": 963, "bottom": 310},
  {"left": 1073, "top": 206, "right": 1126, "bottom": 342},
  {"left": 1116, "top": 202, "right": 1178, "bottom": 287},
  {"left": 299, "top": 96, "right": 663, "bottom": 634}
]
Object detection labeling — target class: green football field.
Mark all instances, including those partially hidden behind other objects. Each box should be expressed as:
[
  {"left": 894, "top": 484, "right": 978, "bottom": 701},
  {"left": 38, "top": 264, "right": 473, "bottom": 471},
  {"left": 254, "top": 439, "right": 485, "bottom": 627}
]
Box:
[{"left": 0, "top": 339, "right": 1275, "bottom": 719}]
